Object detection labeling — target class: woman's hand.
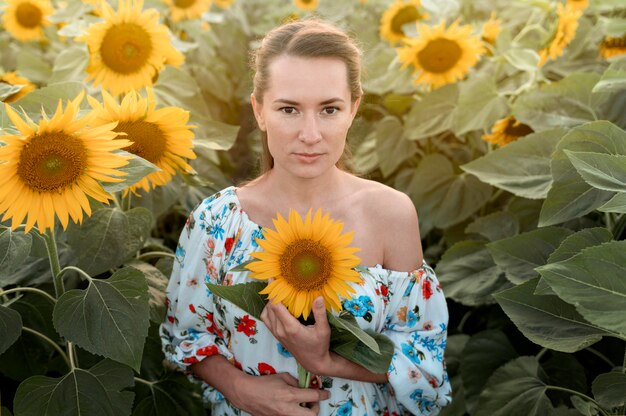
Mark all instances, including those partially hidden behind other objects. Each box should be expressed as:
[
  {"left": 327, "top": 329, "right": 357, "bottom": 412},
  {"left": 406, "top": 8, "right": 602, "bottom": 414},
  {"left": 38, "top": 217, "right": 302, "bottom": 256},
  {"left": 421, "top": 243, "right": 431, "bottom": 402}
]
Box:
[
  {"left": 232, "top": 372, "right": 329, "bottom": 416},
  {"left": 260, "top": 296, "right": 332, "bottom": 375}
]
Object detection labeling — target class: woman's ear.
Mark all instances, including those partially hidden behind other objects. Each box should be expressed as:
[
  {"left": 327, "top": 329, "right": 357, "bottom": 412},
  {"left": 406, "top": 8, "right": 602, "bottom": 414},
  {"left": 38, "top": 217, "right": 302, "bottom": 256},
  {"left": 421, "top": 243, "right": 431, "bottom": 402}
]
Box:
[
  {"left": 250, "top": 93, "right": 266, "bottom": 132},
  {"left": 350, "top": 96, "right": 361, "bottom": 120}
]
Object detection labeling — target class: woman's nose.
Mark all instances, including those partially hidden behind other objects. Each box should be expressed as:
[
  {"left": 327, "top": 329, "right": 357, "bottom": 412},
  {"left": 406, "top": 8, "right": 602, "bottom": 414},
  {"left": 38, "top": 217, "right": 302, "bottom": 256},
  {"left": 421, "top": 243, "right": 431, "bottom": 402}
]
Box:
[{"left": 298, "top": 113, "right": 322, "bottom": 143}]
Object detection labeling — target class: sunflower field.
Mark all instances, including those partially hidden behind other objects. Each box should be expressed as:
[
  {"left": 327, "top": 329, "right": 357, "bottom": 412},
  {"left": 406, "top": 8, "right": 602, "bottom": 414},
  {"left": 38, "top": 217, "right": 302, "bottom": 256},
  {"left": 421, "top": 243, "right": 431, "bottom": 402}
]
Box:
[{"left": 0, "top": 0, "right": 625, "bottom": 414}]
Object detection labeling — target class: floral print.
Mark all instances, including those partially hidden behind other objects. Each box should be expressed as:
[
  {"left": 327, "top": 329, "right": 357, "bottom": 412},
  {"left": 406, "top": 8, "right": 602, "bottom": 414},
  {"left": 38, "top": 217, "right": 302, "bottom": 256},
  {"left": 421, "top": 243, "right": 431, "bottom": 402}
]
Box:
[{"left": 160, "top": 186, "right": 451, "bottom": 415}]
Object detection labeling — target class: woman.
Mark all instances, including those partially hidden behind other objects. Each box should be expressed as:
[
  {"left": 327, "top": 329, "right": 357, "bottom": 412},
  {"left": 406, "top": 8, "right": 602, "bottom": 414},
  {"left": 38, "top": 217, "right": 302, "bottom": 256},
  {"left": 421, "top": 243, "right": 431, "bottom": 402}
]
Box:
[{"left": 160, "top": 19, "right": 451, "bottom": 416}]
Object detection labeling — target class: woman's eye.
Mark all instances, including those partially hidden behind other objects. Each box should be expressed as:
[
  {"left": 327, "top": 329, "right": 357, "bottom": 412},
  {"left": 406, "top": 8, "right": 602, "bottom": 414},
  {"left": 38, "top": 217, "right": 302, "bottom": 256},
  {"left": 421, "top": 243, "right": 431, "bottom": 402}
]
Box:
[
  {"left": 280, "top": 107, "right": 297, "bottom": 114},
  {"left": 323, "top": 106, "right": 339, "bottom": 115}
]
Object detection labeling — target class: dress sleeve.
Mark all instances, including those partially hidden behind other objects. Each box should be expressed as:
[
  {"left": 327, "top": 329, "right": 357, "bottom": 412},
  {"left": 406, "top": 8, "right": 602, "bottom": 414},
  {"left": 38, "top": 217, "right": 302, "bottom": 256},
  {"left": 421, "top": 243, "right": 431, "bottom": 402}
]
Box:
[
  {"left": 159, "top": 196, "right": 234, "bottom": 400},
  {"left": 382, "top": 261, "right": 452, "bottom": 415}
]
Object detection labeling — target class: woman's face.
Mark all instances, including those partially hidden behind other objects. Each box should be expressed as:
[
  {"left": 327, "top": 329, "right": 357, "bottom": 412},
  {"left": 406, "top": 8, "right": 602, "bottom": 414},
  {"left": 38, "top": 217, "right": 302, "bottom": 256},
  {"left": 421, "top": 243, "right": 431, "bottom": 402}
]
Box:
[{"left": 251, "top": 55, "right": 360, "bottom": 180}]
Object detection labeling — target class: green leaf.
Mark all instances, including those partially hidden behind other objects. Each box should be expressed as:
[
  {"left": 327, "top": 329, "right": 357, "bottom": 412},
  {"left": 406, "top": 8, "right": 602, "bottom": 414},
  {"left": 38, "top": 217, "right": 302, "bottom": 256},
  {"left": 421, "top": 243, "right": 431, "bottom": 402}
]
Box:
[
  {"left": 436, "top": 240, "right": 510, "bottom": 306},
  {"left": 52, "top": 267, "right": 150, "bottom": 371},
  {"left": 537, "top": 240, "right": 626, "bottom": 335},
  {"left": 328, "top": 311, "right": 380, "bottom": 354},
  {"left": 570, "top": 396, "right": 600, "bottom": 416},
  {"left": 460, "top": 330, "right": 518, "bottom": 413},
  {"left": 0, "top": 229, "right": 32, "bottom": 282},
  {"left": 565, "top": 151, "right": 626, "bottom": 192},
  {"left": 486, "top": 227, "right": 573, "bottom": 284},
  {"left": 132, "top": 375, "right": 205, "bottom": 416},
  {"left": 206, "top": 281, "right": 268, "bottom": 319},
  {"left": 66, "top": 207, "right": 152, "bottom": 276},
  {"left": 48, "top": 45, "right": 89, "bottom": 84},
  {"left": 16, "top": 49, "right": 52, "bottom": 84},
  {"left": 229, "top": 259, "right": 255, "bottom": 272},
  {"left": 592, "top": 60, "right": 626, "bottom": 94},
  {"left": 474, "top": 356, "right": 554, "bottom": 416},
  {"left": 461, "top": 129, "right": 566, "bottom": 199},
  {"left": 193, "top": 117, "right": 240, "bottom": 151},
  {"left": 11, "top": 82, "right": 85, "bottom": 120},
  {"left": 101, "top": 152, "right": 160, "bottom": 193},
  {"left": 598, "top": 192, "right": 626, "bottom": 213},
  {"left": 329, "top": 327, "right": 393, "bottom": 374},
  {"left": 0, "top": 305, "right": 22, "bottom": 355},
  {"left": 374, "top": 116, "right": 417, "bottom": 177},
  {"left": 403, "top": 84, "right": 458, "bottom": 140},
  {"left": 0, "top": 84, "right": 23, "bottom": 101},
  {"left": 542, "top": 352, "right": 587, "bottom": 397},
  {"left": 13, "top": 359, "right": 134, "bottom": 416},
  {"left": 407, "top": 154, "right": 492, "bottom": 228},
  {"left": 539, "top": 121, "right": 624, "bottom": 226},
  {"left": 465, "top": 212, "right": 520, "bottom": 242},
  {"left": 503, "top": 49, "right": 541, "bottom": 72},
  {"left": 535, "top": 227, "right": 613, "bottom": 295},
  {"left": 496, "top": 278, "right": 617, "bottom": 352},
  {"left": 126, "top": 260, "right": 169, "bottom": 323},
  {"left": 592, "top": 372, "right": 626, "bottom": 408}
]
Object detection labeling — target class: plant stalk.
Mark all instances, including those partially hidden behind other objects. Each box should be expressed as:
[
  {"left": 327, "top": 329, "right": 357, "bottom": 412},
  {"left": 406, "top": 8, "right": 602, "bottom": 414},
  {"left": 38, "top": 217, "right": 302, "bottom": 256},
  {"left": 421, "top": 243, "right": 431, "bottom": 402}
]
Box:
[
  {"left": 546, "top": 386, "right": 609, "bottom": 416},
  {"left": 0, "top": 287, "right": 56, "bottom": 304},
  {"left": 43, "top": 229, "right": 64, "bottom": 298},
  {"left": 22, "top": 326, "right": 71, "bottom": 370},
  {"left": 123, "top": 193, "right": 132, "bottom": 211},
  {"left": 137, "top": 251, "right": 176, "bottom": 261}
]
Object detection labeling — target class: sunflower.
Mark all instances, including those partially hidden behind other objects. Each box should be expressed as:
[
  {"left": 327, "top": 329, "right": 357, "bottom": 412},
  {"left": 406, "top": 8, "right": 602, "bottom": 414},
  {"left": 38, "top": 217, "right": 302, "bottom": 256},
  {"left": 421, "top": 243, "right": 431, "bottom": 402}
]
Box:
[
  {"left": 482, "top": 11, "right": 501, "bottom": 45},
  {"left": 482, "top": 116, "right": 534, "bottom": 146},
  {"left": 566, "top": 0, "right": 588, "bottom": 11},
  {"left": 78, "top": 0, "right": 184, "bottom": 95},
  {"left": 599, "top": 34, "right": 626, "bottom": 59},
  {"left": 214, "top": 0, "right": 234, "bottom": 8},
  {"left": 246, "top": 209, "right": 362, "bottom": 320},
  {"left": 2, "top": 0, "right": 54, "bottom": 42},
  {"left": 0, "top": 72, "right": 36, "bottom": 103},
  {"left": 379, "top": 0, "right": 428, "bottom": 45},
  {"left": 164, "top": 0, "right": 212, "bottom": 22},
  {"left": 293, "top": 0, "right": 318, "bottom": 12},
  {"left": 538, "top": 3, "right": 582, "bottom": 66},
  {"left": 397, "top": 20, "right": 484, "bottom": 89},
  {"left": 87, "top": 89, "right": 196, "bottom": 195},
  {"left": 0, "top": 92, "right": 131, "bottom": 233}
]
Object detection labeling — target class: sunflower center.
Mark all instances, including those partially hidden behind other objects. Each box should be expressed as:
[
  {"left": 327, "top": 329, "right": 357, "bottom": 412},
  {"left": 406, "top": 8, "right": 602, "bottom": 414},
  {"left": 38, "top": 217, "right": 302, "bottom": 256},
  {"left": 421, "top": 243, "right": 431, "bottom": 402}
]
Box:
[
  {"left": 117, "top": 120, "right": 167, "bottom": 163},
  {"left": 504, "top": 120, "right": 533, "bottom": 137},
  {"left": 280, "top": 239, "right": 332, "bottom": 291},
  {"left": 17, "top": 132, "right": 87, "bottom": 192},
  {"left": 16, "top": 2, "right": 43, "bottom": 28},
  {"left": 603, "top": 35, "right": 626, "bottom": 48},
  {"left": 100, "top": 23, "right": 153, "bottom": 75},
  {"left": 417, "top": 37, "right": 463, "bottom": 73},
  {"left": 174, "top": 0, "right": 197, "bottom": 8},
  {"left": 391, "top": 6, "right": 420, "bottom": 36}
]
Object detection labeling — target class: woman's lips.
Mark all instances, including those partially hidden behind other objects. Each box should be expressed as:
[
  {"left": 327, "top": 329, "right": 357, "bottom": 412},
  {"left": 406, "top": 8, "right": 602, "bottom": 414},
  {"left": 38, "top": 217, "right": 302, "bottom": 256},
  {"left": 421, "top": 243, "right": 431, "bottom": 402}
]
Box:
[{"left": 294, "top": 153, "right": 322, "bottom": 163}]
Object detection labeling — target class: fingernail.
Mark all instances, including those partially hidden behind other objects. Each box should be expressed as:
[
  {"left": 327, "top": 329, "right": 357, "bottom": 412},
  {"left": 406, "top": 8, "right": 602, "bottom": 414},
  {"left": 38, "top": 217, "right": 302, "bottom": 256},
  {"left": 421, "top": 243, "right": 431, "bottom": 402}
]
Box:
[{"left": 315, "top": 297, "right": 324, "bottom": 308}]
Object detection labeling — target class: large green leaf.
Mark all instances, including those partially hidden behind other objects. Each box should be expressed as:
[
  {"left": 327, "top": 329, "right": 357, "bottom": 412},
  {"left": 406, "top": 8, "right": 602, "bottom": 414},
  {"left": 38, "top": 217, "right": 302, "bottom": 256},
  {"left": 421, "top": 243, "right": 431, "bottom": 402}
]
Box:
[
  {"left": 541, "top": 353, "right": 587, "bottom": 397},
  {"left": 0, "top": 305, "right": 22, "bottom": 355},
  {"left": 403, "top": 84, "right": 458, "bottom": 140},
  {"left": 126, "top": 260, "right": 169, "bottom": 323},
  {"left": 0, "top": 229, "right": 32, "bottom": 282},
  {"left": 539, "top": 121, "right": 624, "bottom": 226},
  {"left": 460, "top": 330, "right": 518, "bottom": 413},
  {"left": 536, "top": 240, "right": 626, "bottom": 335},
  {"left": 193, "top": 117, "right": 240, "bottom": 151},
  {"left": 474, "top": 357, "right": 554, "bottom": 416},
  {"left": 461, "top": 129, "right": 565, "bottom": 199},
  {"left": 66, "top": 207, "right": 153, "bottom": 276},
  {"left": 11, "top": 82, "right": 85, "bottom": 120},
  {"left": 206, "top": 281, "right": 268, "bottom": 319},
  {"left": 486, "top": 227, "right": 573, "bottom": 284},
  {"left": 16, "top": 49, "right": 52, "bottom": 84},
  {"left": 13, "top": 359, "right": 134, "bottom": 416},
  {"left": 565, "top": 151, "right": 626, "bottom": 192},
  {"left": 465, "top": 212, "right": 520, "bottom": 242},
  {"left": 329, "top": 327, "right": 393, "bottom": 374},
  {"left": 374, "top": 116, "right": 417, "bottom": 177},
  {"left": 535, "top": 227, "right": 613, "bottom": 295},
  {"left": 101, "top": 152, "right": 160, "bottom": 193},
  {"left": 436, "top": 240, "right": 510, "bottom": 306},
  {"left": 496, "top": 278, "right": 618, "bottom": 352},
  {"left": 592, "top": 372, "right": 626, "bottom": 408},
  {"left": 598, "top": 192, "right": 626, "bottom": 213},
  {"left": 407, "top": 154, "right": 492, "bottom": 229},
  {"left": 592, "top": 59, "right": 626, "bottom": 94},
  {"left": 52, "top": 267, "right": 150, "bottom": 371},
  {"left": 132, "top": 375, "right": 205, "bottom": 416},
  {"left": 0, "top": 84, "right": 23, "bottom": 101},
  {"left": 48, "top": 45, "right": 89, "bottom": 84}
]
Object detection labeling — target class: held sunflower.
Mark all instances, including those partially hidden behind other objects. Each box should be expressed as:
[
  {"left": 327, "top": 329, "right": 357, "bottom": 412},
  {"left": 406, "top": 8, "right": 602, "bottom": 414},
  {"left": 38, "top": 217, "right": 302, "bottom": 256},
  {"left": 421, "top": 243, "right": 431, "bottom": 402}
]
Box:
[
  {"left": 0, "top": 72, "right": 36, "bottom": 103},
  {"left": 0, "top": 92, "right": 132, "bottom": 233},
  {"left": 538, "top": 3, "right": 582, "bottom": 66},
  {"left": 599, "top": 34, "right": 626, "bottom": 59},
  {"left": 379, "top": 0, "right": 427, "bottom": 45},
  {"left": 397, "top": 20, "right": 484, "bottom": 89},
  {"left": 78, "top": 0, "right": 184, "bottom": 95},
  {"left": 164, "top": 0, "right": 212, "bottom": 22},
  {"left": 482, "top": 116, "right": 534, "bottom": 146},
  {"left": 293, "top": 0, "right": 318, "bottom": 12},
  {"left": 87, "top": 89, "right": 196, "bottom": 195},
  {"left": 246, "top": 209, "right": 362, "bottom": 320},
  {"left": 2, "top": 0, "right": 54, "bottom": 42}
]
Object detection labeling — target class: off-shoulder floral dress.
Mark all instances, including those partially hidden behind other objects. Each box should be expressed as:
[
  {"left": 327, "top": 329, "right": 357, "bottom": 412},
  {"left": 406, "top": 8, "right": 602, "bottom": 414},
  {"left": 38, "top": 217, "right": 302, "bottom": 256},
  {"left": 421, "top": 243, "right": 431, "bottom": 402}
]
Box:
[{"left": 160, "top": 186, "right": 451, "bottom": 416}]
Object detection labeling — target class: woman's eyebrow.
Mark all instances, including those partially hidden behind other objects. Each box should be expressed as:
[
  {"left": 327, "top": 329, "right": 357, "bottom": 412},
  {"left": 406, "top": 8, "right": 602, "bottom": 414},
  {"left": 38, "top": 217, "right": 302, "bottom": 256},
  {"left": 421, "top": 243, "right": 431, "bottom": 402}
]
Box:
[{"left": 272, "top": 98, "right": 346, "bottom": 105}]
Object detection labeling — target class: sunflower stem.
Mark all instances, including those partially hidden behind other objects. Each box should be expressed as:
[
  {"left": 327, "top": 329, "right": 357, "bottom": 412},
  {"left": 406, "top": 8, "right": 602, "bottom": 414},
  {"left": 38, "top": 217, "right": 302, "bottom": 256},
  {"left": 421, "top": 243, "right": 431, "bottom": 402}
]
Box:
[
  {"left": 22, "top": 326, "right": 71, "bottom": 370},
  {"left": 545, "top": 386, "right": 609, "bottom": 416},
  {"left": 123, "top": 193, "right": 132, "bottom": 211},
  {"left": 43, "top": 229, "right": 64, "bottom": 298},
  {"left": 0, "top": 287, "right": 56, "bottom": 304},
  {"left": 137, "top": 251, "right": 176, "bottom": 261},
  {"left": 57, "top": 266, "right": 93, "bottom": 283}
]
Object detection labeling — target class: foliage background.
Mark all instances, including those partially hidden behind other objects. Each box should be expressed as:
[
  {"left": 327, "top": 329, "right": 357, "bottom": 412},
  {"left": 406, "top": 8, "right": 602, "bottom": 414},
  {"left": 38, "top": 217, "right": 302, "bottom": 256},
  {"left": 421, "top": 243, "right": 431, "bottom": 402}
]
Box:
[{"left": 1, "top": 0, "right": 625, "bottom": 415}]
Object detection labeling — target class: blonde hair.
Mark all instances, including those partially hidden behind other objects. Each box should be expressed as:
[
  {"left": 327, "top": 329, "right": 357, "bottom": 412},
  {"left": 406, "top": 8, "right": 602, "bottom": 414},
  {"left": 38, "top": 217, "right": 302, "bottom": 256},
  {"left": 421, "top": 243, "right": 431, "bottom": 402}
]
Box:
[{"left": 249, "top": 19, "right": 363, "bottom": 175}]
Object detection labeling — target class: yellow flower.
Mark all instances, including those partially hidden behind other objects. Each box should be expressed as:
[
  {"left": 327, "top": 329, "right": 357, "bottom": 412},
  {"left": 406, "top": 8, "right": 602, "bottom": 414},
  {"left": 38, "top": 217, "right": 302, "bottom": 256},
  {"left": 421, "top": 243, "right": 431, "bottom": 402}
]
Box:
[
  {"left": 2, "top": 0, "right": 53, "bottom": 41},
  {"left": 214, "top": 0, "right": 234, "bottom": 8},
  {"left": 164, "top": 0, "right": 212, "bottom": 22},
  {"left": 0, "top": 72, "right": 36, "bottom": 103},
  {"left": 0, "top": 92, "right": 131, "bottom": 233},
  {"left": 247, "top": 209, "right": 362, "bottom": 320},
  {"left": 566, "top": 0, "right": 588, "bottom": 11},
  {"left": 87, "top": 89, "right": 196, "bottom": 194},
  {"left": 538, "top": 3, "right": 582, "bottom": 66},
  {"left": 482, "top": 116, "right": 534, "bottom": 146},
  {"left": 379, "top": 0, "right": 428, "bottom": 45},
  {"left": 599, "top": 34, "right": 626, "bottom": 59},
  {"left": 397, "top": 20, "right": 484, "bottom": 89},
  {"left": 482, "top": 11, "right": 501, "bottom": 45},
  {"left": 294, "top": 0, "right": 318, "bottom": 12},
  {"left": 78, "top": 0, "right": 184, "bottom": 95}
]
